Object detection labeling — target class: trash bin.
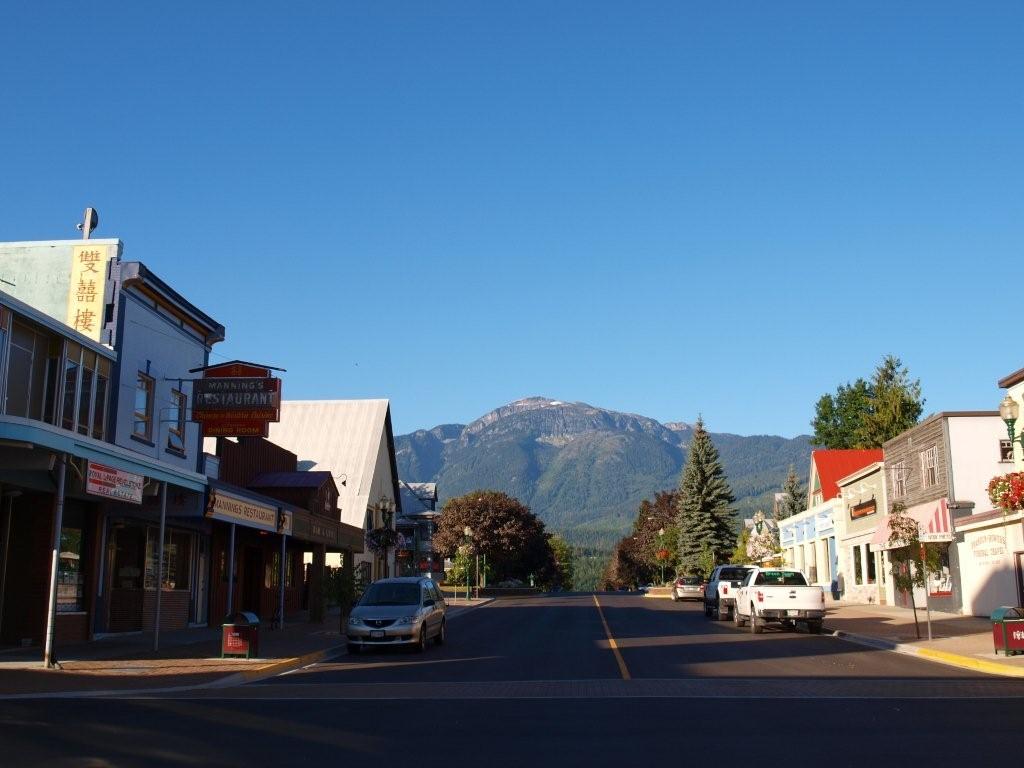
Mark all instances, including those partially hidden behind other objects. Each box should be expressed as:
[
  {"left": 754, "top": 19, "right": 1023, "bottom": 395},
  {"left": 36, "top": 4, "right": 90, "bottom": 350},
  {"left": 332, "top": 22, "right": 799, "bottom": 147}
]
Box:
[
  {"left": 991, "top": 606, "right": 1024, "bottom": 656},
  {"left": 222, "top": 611, "right": 261, "bottom": 659}
]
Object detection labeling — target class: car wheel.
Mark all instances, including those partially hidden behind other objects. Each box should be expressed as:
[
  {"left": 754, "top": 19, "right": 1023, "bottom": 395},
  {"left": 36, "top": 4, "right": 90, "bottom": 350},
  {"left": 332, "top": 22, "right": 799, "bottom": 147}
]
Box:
[
  {"left": 750, "top": 605, "right": 763, "bottom": 634},
  {"left": 704, "top": 601, "right": 713, "bottom": 618},
  {"left": 417, "top": 626, "right": 427, "bottom": 652},
  {"left": 435, "top": 619, "right": 446, "bottom": 646},
  {"left": 717, "top": 603, "right": 730, "bottom": 621},
  {"left": 734, "top": 607, "right": 746, "bottom": 627},
  {"left": 807, "top": 620, "right": 823, "bottom": 635},
  {"left": 347, "top": 643, "right": 360, "bottom": 655}
]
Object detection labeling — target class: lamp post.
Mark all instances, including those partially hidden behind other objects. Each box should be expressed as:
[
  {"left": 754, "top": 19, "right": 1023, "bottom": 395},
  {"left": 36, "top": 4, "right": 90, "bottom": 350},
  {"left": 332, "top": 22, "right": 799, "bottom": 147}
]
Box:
[
  {"left": 1000, "top": 395, "right": 1023, "bottom": 466},
  {"left": 658, "top": 527, "right": 666, "bottom": 585},
  {"left": 381, "top": 497, "right": 395, "bottom": 579},
  {"left": 463, "top": 525, "right": 473, "bottom": 602}
]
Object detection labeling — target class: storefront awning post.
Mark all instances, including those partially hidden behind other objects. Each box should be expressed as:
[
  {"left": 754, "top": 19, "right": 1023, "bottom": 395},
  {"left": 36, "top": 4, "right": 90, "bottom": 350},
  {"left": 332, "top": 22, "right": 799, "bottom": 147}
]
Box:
[
  {"left": 278, "top": 533, "right": 286, "bottom": 630},
  {"left": 227, "top": 523, "right": 236, "bottom": 616},
  {"left": 44, "top": 454, "right": 67, "bottom": 669},
  {"left": 153, "top": 482, "right": 167, "bottom": 652}
]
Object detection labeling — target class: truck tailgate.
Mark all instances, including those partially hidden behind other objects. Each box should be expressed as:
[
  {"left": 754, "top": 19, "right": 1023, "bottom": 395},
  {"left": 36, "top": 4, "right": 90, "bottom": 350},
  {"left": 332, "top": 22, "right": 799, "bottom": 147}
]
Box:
[{"left": 755, "top": 586, "right": 823, "bottom": 611}]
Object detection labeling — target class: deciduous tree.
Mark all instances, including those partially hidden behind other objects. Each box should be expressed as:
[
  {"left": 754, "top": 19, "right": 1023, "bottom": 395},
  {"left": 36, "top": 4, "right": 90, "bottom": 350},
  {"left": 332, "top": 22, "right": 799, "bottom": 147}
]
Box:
[{"left": 434, "top": 490, "right": 555, "bottom": 584}]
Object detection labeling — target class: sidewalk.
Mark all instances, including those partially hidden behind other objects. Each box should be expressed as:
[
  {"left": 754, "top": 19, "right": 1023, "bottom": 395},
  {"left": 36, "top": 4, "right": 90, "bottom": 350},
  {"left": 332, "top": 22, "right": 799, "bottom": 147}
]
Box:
[
  {"left": 825, "top": 602, "right": 1024, "bottom": 678},
  {"left": 0, "top": 610, "right": 347, "bottom": 697},
  {"left": 0, "top": 599, "right": 494, "bottom": 698}
]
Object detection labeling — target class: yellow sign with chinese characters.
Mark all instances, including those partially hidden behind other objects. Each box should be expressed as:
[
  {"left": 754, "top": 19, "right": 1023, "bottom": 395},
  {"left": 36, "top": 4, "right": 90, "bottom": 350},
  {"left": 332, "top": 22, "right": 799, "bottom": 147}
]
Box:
[{"left": 66, "top": 244, "right": 111, "bottom": 342}]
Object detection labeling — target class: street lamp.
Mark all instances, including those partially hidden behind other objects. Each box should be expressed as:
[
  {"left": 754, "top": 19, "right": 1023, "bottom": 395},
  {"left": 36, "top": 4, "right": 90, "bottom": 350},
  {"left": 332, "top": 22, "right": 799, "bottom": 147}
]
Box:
[
  {"left": 658, "top": 528, "right": 666, "bottom": 585},
  {"left": 1000, "top": 395, "right": 1022, "bottom": 462},
  {"left": 463, "top": 525, "right": 473, "bottom": 602}
]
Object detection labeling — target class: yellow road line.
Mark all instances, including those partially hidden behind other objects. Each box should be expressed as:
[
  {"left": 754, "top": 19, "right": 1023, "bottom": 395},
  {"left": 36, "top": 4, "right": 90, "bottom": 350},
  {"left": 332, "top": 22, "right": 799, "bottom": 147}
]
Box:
[{"left": 592, "top": 594, "right": 631, "bottom": 681}]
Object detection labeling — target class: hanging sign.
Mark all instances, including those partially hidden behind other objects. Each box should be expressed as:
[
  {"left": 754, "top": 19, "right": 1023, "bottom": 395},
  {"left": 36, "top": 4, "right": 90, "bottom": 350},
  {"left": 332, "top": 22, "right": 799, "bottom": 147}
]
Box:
[
  {"left": 190, "top": 360, "right": 282, "bottom": 438},
  {"left": 85, "top": 461, "right": 144, "bottom": 504}
]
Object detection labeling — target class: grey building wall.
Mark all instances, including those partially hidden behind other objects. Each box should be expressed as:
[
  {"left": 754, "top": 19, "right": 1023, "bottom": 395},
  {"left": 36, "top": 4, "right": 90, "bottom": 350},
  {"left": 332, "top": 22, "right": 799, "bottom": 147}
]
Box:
[
  {"left": 112, "top": 290, "right": 206, "bottom": 472},
  {"left": 882, "top": 414, "right": 950, "bottom": 510}
]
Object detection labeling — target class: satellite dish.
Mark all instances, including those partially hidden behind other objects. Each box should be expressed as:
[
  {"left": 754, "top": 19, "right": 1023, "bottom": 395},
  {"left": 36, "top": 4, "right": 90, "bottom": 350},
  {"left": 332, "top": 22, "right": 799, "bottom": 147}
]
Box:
[{"left": 76, "top": 207, "right": 99, "bottom": 239}]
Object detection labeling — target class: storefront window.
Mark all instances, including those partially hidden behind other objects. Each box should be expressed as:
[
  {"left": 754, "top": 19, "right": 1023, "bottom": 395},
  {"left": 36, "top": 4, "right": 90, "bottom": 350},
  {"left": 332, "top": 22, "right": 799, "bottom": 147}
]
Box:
[
  {"left": 145, "top": 528, "right": 192, "bottom": 590},
  {"left": 265, "top": 551, "right": 296, "bottom": 588},
  {"left": 930, "top": 546, "right": 953, "bottom": 596},
  {"left": 853, "top": 546, "right": 863, "bottom": 585},
  {"left": 57, "top": 525, "right": 84, "bottom": 612},
  {"left": 866, "top": 544, "right": 876, "bottom": 584}
]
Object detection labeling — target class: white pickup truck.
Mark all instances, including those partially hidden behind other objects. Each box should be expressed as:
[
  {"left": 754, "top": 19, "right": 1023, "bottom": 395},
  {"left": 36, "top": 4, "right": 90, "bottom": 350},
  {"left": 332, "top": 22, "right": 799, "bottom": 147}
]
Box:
[{"left": 733, "top": 567, "right": 826, "bottom": 634}]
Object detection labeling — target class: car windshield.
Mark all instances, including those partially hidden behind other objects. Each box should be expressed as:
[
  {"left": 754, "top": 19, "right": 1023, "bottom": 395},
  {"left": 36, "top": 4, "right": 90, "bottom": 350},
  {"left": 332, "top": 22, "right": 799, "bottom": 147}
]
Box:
[
  {"left": 680, "top": 577, "right": 700, "bottom": 585},
  {"left": 718, "top": 568, "right": 749, "bottom": 581},
  {"left": 360, "top": 582, "right": 421, "bottom": 606}
]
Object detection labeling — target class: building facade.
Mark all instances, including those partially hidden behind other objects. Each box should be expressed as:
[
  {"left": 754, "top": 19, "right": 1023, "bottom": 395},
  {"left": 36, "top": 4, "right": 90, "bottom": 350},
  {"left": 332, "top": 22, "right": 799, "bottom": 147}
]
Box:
[
  {"left": 875, "top": 412, "right": 1006, "bottom": 615},
  {"left": 835, "top": 462, "right": 891, "bottom": 606},
  {"left": 780, "top": 449, "right": 883, "bottom": 601}
]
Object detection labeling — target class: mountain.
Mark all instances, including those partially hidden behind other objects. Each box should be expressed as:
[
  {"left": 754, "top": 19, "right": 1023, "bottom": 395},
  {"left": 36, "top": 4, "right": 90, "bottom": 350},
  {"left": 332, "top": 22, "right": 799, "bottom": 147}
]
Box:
[{"left": 395, "top": 397, "right": 811, "bottom": 550}]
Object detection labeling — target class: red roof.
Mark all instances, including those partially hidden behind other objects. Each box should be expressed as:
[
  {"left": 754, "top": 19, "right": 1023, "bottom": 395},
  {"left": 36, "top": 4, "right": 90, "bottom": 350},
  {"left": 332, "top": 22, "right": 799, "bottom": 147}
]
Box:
[{"left": 812, "top": 449, "right": 884, "bottom": 502}]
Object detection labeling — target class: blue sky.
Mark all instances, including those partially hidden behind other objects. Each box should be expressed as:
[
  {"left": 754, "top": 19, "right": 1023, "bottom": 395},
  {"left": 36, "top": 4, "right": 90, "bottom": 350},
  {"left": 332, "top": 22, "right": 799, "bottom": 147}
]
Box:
[{"left": 2, "top": 2, "right": 1021, "bottom": 437}]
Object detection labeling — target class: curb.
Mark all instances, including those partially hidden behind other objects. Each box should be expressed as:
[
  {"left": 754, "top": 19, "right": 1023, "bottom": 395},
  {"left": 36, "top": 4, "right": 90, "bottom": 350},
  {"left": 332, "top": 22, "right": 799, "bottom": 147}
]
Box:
[
  {"left": 204, "top": 644, "right": 346, "bottom": 688},
  {"left": 828, "top": 628, "right": 1024, "bottom": 679}
]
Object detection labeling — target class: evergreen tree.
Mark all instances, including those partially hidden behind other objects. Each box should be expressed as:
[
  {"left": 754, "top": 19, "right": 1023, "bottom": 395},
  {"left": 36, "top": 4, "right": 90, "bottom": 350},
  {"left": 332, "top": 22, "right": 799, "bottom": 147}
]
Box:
[
  {"left": 856, "top": 355, "right": 924, "bottom": 448},
  {"left": 810, "top": 356, "right": 924, "bottom": 449},
  {"left": 675, "top": 418, "right": 737, "bottom": 572},
  {"left": 779, "top": 464, "right": 806, "bottom": 519}
]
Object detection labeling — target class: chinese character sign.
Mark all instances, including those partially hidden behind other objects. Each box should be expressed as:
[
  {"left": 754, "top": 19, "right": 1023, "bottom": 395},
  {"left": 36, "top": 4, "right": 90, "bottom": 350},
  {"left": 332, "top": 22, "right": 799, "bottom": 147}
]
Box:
[{"left": 66, "top": 244, "right": 111, "bottom": 341}]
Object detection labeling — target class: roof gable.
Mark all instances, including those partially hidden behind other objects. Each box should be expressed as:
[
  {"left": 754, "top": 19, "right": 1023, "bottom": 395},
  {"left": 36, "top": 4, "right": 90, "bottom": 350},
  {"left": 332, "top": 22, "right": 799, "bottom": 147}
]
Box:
[
  {"left": 811, "top": 449, "right": 885, "bottom": 502},
  {"left": 267, "top": 400, "right": 400, "bottom": 528}
]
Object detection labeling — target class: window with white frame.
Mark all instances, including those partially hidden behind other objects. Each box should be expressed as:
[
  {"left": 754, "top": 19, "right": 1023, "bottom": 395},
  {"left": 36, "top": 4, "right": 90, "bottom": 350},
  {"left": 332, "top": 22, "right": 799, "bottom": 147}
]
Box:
[
  {"left": 889, "top": 461, "right": 906, "bottom": 498},
  {"left": 167, "top": 389, "right": 186, "bottom": 453},
  {"left": 134, "top": 372, "right": 155, "bottom": 440},
  {"left": 919, "top": 446, "right": 938, "bottom": 488}
]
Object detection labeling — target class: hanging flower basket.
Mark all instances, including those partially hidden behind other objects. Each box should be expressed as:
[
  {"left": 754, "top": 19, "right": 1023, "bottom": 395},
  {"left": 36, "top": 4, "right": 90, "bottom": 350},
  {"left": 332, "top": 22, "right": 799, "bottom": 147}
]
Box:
[
  {"left": 365, "top": 527, "right": 398, "bottom": 556},
  {"left": 988, "top": 472, "right": 1024, "bottom": 513}
]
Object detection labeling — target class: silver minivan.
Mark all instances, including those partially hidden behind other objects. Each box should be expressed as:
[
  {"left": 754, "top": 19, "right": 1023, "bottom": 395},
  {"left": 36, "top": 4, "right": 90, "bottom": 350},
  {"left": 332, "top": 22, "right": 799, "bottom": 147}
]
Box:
[{"left": 346, "top": 577, "right": 447, "bottom": 653}]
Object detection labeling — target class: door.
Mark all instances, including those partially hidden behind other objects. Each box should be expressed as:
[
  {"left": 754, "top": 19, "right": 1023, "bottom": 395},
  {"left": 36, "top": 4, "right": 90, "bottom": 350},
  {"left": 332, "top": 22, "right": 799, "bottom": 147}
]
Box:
[
  {"left": 1016, "top": 552, "right": 1024, "bottom": 607},
  {"left": 242, "top": 547, "right": 262, "bottom": 617},
  {"left": 191, "top": 535, "right": 208, "bottom": 626},
  {"left": 108, "top": 525, "right": 146, "bottom": 632}
]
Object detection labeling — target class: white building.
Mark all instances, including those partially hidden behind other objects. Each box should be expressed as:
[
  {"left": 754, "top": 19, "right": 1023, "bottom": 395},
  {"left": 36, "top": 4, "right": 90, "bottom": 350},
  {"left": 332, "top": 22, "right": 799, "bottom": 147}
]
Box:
[
  {"left": 268, "top": 400, "right": 402, "bottom": 581},
  {"left": 780, "top": 449, "right": 883, "bottom": 600}
]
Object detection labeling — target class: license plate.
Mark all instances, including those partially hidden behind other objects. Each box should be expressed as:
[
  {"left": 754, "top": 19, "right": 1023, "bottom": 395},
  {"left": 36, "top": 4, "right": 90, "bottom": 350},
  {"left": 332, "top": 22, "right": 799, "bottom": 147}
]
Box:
[
  {"left": 370, "top": 630, "right": 385, "bottom": 639},
  {"left": 787, "top": 610, "right": 799, "bottom": 617}
]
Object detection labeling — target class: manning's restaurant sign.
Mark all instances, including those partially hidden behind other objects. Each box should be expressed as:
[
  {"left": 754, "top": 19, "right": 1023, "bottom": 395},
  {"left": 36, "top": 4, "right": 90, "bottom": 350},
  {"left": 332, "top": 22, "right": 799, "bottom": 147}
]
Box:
[
  {"left": 189, "top": 360, "right": 283, "bottom": 438},
  {"left": 205, "top": 490, "right": 279, "bottom": 533}
]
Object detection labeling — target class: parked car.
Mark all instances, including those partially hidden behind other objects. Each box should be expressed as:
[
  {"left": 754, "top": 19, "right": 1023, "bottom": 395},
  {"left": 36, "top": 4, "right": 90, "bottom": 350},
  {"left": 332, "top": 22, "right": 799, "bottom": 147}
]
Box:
[
  {"left": 703, "top": 564, "right": 753, "bottom": 620},
  {"left": 671, "top": 576, "right": 704, "bottom": 602},
  {"left": 346, "top": 577, "right": 446, "bottom": 653},
  {"left": 732, "top": 567, "right": 826, "bottom": 634}
]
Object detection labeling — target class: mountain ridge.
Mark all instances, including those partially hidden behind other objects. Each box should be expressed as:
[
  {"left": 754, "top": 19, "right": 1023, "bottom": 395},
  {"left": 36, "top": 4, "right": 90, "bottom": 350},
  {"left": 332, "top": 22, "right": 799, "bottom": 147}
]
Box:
[{"left": 395, "top": 397, "right": 811, "bottom": 549}]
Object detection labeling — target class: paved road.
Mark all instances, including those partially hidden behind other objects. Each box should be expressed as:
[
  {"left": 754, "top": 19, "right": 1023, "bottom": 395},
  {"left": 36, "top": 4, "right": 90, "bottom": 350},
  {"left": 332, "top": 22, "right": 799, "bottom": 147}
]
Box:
[{"left": 2, "top": 594, "right": 1023, "bottom": 766}]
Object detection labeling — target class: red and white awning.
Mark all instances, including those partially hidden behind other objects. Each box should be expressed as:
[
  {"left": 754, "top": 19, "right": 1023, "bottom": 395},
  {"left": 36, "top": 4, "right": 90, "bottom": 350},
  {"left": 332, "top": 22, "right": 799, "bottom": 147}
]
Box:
[{"left": 871, "top": 498, "right": 953, "bottom": 550}]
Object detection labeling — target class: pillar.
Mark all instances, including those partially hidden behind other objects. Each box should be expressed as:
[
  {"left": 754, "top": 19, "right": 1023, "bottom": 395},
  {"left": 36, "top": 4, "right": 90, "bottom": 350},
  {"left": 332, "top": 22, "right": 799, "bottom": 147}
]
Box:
[{"left": 309, "top": 543, "right": 326, "bottom": 623}]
